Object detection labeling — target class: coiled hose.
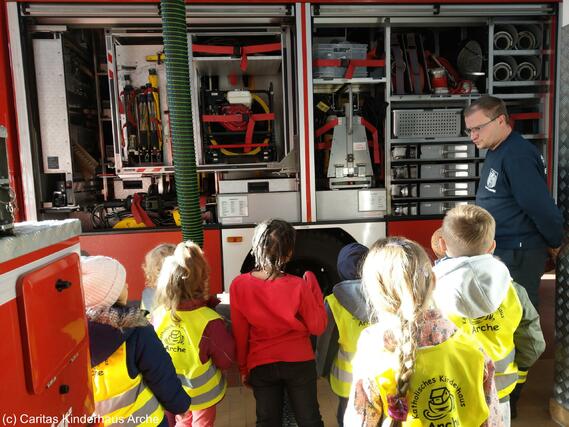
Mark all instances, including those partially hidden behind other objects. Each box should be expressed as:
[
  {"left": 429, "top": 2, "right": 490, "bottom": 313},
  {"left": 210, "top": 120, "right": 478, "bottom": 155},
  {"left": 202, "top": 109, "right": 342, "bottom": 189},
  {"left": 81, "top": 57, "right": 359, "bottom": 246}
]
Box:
[{"left": 160, "top": 0, "right": 203, "bottom": 245}]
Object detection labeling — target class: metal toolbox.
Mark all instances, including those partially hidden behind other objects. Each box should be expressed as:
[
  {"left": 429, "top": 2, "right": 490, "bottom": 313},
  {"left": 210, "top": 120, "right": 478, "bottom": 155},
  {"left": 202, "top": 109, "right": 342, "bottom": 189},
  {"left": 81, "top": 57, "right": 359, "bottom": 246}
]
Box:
[
  {"left": 420, "top": 163, "right": 475, "bottom": 179},
  {"left": 419, "top": 182, "right": 475, "bottom": 198},
  {"left": 420, "top": 144, "right": 475, "bottom": 159},
  {"left": 393, "top": 109, "right": 463, "bottom": 138},
  {"left": 313, "top": 42, "right": 368, "bottom": 78}
]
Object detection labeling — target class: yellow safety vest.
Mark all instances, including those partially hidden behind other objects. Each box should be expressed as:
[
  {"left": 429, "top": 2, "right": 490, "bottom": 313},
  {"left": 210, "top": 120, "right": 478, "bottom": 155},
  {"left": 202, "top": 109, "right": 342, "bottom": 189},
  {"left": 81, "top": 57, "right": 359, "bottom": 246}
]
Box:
[
  {"left": 153, "top": 307, "right": 226, "bottom": 411},
  {"left": 448, "top": 282, "right": 522, "bottom": 400},
  {"left": 92, "top": 343, "right": 165, "bottom": 427},
  {"left": 374, "top": 330, "right": 489, "bottom": 426},
  {"left": 326, "top": 294, "right": 370, "bottom": 398}
]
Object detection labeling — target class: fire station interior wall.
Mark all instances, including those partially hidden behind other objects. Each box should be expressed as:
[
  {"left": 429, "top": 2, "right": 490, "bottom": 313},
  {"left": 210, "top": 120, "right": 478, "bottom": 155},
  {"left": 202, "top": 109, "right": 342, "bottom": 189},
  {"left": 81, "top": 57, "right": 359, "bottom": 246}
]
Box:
[{"left": 80, "top": 228, "right": 222, "bottom": 300}]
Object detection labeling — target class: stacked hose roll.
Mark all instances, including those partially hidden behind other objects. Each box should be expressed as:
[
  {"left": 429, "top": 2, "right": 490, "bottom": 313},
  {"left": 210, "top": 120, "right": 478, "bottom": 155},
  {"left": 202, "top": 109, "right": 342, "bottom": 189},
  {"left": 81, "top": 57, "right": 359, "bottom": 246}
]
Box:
[
  {"left": 160, "top": 0, "right": 203, "bottom": 245},
  {"left": 517, "top": 24, "right": 542, "bottom": 50},
  {"left": 493, "top": 56, "right": 518, "bottom": 81},
  {"left": 494, "top": 25, "right": 519, "bottom": 50},
  {"left": 516, "top": 56, "right": 541, "bottom": 81},
  {"left": 494, "top": 24, "right": 543, "bottom": 50},
  {"left": 494, "top": 56, "right": 541, "bottom": 81}
]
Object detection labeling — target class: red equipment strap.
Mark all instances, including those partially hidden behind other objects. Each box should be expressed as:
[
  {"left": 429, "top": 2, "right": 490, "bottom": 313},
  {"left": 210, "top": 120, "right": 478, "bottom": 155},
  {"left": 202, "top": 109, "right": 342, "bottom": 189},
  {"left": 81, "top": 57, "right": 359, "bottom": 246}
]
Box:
[
  {"left": 345, "top": 59, "right": 385, "bottom": 79},
  {"left": 241, "top": 43, "right": 281, "bottom": 71},
  {"left": 202, "top": 113, "right": 275, "bottom": 125},
  {"left": 203, "top": 112, "right": 275, "bottom": 152},
  {"left": 360, "top": 118, "right": 380, "bottom": 165},
  {"left": 131, "top": 193, "right": 155, "bottom": 227},
  {"left": 315, "top": 118, "right": 339, "bottom": 138},
  {"left": 202, "top": 114, "right": 245, "bottom": 123},
  {"left": 193, "top": 42, "right": 281, "bottom": 72},
  {"left": 245, "top": 113, "right": 275, "bottom": 152},
  {"left": 316, "top": 142, "right": 332, "bottom": 150}
]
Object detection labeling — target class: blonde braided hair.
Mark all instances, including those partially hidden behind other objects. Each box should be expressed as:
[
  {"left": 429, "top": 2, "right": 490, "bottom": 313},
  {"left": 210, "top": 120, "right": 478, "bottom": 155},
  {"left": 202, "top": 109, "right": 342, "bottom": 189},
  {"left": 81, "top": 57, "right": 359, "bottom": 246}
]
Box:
[
  {"left": 154, "top": 240, "right": 210, "bottom": 322},
  {"left": 361, "top": 237, "right": 435, "bottom": 426}
]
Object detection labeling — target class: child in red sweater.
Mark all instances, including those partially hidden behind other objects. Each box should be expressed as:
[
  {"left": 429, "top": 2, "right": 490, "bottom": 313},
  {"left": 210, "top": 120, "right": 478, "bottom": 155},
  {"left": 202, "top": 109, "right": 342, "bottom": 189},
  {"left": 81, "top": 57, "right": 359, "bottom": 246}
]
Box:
[{"left": 230, "top": 219, "right": 327, "bottom": 427}]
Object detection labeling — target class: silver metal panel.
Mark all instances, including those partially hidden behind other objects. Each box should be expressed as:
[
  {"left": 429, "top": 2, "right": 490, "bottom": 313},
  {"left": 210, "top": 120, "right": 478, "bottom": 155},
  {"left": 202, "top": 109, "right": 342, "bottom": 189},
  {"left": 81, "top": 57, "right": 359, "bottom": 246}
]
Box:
[
  {"left": 327, "top": 116, "right": 373, "bottom": 183},
  {"left": 0, "top": 219, "right": 80, "bottom": 264},
  {"left": 393, "top": 109, "right": 463, "bottom": 138},
  {"left": 314, "top": 5, "right": 434, "bottom": 17},
  {"left": 315, "top": 4, "right": 553, "bottom": 18},
  {"left": 420, "top": 144, "right": 475, "bottom": 159},
  {"left": 316, "top": 189, "right": 386, "bottom": 221},
  {"left": 23, "top": 4, "right": 290, "bottom": 17},
  {"left": 419, "top": 182, "right": 476, "bottom": 198},
  {"left": 112, "top": 177, "right": 153, "bottom": 200},
  {"left": 440, "top": 4, "right": 554, "bottom": 16},
  {"left": 7, "top": 3, "right": 37, "bottom": 220},
  {"left": 218, "top": 178, "right": 298, "bottom": 194},
  {"left": 217, "top": 192, "right": 300, "bottom": 225},
  {"left": 420, "top": 164, "right": 476, "bottom": 179},
  {"left": 33, "top": 37, "right": 72, "bottom": 175},
  {"left": 420, "top": 200, "right": 471, "bottom": 215},
  {"left": 23, "top": 4, "right": 292, "bottom": 25}
]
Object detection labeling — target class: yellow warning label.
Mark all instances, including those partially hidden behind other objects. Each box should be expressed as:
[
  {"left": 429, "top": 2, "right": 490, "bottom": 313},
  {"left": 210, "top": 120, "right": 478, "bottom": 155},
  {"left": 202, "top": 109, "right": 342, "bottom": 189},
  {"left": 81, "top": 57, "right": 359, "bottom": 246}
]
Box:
[{"left": 316, "top": 101, "right": 330, "bottom": 113}]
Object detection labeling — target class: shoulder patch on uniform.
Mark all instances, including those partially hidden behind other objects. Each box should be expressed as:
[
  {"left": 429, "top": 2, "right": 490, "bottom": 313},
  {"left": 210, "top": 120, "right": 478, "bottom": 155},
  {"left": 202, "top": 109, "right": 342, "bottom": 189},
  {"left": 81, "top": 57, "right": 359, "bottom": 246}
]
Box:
[{"left": 485, "top": 168, "right": 498, "bottom": 193}]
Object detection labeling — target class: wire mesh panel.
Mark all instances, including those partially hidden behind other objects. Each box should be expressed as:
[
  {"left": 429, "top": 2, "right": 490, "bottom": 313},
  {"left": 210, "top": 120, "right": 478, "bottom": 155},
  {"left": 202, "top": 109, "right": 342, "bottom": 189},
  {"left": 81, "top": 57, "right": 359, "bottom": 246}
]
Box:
[{"left": 392, "top": 109, "right": 463, "bottom": 138}]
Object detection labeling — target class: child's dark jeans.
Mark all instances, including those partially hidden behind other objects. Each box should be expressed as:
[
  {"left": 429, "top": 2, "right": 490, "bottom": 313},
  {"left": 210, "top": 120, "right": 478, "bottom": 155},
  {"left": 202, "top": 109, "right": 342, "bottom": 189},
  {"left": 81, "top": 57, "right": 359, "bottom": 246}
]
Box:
[{"left": 248, "top": 360, "right": 324, "bottom": 427}]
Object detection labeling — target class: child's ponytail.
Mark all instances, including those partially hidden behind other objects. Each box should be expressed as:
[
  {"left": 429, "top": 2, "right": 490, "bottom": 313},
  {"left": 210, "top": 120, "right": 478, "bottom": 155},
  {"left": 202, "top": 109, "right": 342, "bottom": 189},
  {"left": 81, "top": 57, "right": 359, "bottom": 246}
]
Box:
[{"left": 154, "top": 241, "right": 210, "bottom": 321}]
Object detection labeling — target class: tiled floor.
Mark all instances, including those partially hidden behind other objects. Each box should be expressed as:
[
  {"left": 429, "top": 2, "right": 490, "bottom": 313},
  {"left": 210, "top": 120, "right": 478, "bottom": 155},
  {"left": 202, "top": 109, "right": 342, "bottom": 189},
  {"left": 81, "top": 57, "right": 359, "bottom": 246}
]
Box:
[{"left": 216, "top": 276, "right": 562, "bottom": 426}]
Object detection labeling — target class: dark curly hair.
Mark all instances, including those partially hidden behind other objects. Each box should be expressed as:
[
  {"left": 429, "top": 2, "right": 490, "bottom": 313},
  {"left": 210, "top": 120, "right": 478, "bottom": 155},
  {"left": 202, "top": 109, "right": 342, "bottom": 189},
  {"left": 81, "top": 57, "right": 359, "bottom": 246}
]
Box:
[{"left": 251, "top": 219, "right": 296, "bottom": 279}]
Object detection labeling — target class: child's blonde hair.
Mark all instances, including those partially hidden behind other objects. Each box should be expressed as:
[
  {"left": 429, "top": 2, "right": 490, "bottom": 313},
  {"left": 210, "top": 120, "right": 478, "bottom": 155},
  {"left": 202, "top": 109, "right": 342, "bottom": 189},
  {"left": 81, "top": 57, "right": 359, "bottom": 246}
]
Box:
[
  {"left": 442, "top": 204, "right": 495, "bottom": 257},
  {"left": 154, "top": 241, "right": 210, "bottom": 321},
  {"left": 362, "top": 237, "right": 435, "bottom": 426},
  {"left": 142, "top": 243, "right": 176, "bottom": 288},
  {"left": 252, "top": 219, "right": 296, "bottom": 278}
]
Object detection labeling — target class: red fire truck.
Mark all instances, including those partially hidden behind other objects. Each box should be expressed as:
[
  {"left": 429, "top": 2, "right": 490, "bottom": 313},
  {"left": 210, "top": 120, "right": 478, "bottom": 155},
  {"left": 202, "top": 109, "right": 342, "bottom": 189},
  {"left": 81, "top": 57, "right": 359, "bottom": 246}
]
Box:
[{"left": 0, "top": 0, "right": 563, "bottom": 422}]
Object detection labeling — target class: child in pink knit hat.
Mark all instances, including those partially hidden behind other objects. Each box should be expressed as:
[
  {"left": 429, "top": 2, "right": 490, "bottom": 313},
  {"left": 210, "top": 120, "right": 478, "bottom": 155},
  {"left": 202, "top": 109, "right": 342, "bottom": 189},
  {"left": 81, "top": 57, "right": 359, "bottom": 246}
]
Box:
[{"left": 81, "top": 255, "right": 190, "bottom": 427}]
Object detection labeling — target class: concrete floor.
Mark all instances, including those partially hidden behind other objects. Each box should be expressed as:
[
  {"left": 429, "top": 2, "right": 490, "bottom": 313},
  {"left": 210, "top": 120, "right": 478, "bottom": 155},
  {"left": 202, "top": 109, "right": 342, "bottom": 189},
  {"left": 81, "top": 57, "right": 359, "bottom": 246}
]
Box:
[{"left": 216, "top": 275, "right": 561, "bottom": 426}]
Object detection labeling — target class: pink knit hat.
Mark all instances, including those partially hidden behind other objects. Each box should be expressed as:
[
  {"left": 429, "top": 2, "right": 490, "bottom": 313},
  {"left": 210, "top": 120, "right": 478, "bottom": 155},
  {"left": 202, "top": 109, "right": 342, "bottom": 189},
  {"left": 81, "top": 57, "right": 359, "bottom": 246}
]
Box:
[{"left": 81, "top": 256, "right": 127, "bottom": 309}]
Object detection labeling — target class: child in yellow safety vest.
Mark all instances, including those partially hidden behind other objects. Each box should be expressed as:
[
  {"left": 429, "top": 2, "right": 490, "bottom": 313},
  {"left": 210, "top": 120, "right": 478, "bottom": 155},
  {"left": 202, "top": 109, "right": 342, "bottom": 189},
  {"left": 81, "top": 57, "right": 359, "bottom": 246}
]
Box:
[
  {"left": 344, "top": 237, "right": 503, "bottom": 427},
  {"left": 152, "top": 241, "right": 235, "bottom": 427},
  {"left": 432, "top": 205, "right": 545, "bottom": 426},
  {"left": 81, "top": 256, "right": 191, "bottom": 427},
  {"left": 141, "top": 243, "right": 175, "bottom": 312},
  {"left": 315, "top": 242, "right": 369, "bottom": 426}
]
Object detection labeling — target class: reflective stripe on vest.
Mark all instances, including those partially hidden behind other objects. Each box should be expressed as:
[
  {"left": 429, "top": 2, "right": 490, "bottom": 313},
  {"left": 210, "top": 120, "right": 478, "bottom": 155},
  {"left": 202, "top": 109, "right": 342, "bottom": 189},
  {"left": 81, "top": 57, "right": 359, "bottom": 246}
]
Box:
[
  {"left": 326, "top": 293, "right": 369, "bottom": 398},
  {"left": 517, "top": 369, "right": 528, "bottom": 384},
  {"left": 92, "top": 342, "right": 165, "bottom": 426},
  {"left": 374, "top": 329, "right": 489, "bottom": 426},
  {"left": 154, "top": 306, "right": 226, "bottom": 410},
  {"left": 448, "top": 281, "right": 522, "bottom": 400}
]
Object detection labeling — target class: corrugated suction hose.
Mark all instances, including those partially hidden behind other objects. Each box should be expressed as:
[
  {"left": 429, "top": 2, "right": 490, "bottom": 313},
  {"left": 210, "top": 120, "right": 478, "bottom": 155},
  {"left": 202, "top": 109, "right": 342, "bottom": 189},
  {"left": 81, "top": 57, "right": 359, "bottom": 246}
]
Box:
[{"left": 160, "top": 0, "right": 203, "bottom": 245}]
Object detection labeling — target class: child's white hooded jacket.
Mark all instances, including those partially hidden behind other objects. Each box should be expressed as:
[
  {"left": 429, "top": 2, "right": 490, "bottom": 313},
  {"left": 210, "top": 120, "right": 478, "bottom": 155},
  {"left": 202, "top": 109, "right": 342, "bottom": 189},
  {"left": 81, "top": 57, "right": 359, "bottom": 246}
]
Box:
[{"left": 433, "top": 254, "right": 545, "bottom": 373}]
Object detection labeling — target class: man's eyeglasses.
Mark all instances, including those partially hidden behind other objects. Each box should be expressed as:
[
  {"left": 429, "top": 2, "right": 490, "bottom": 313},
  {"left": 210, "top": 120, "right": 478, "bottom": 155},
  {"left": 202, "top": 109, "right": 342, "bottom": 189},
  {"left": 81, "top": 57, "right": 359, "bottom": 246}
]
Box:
[{"left": 464, "top": 115, "right": 500, "bottom": 136}]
